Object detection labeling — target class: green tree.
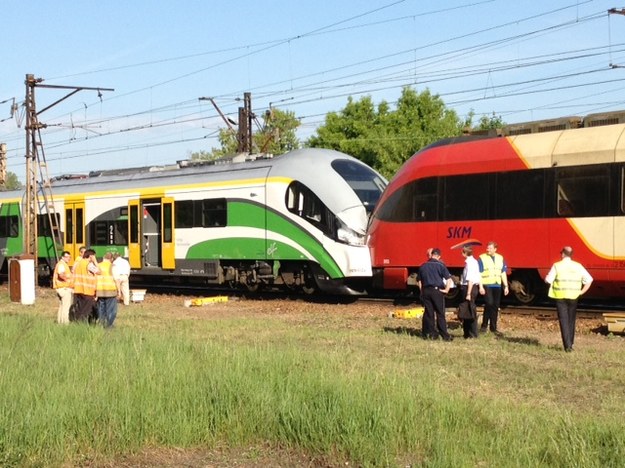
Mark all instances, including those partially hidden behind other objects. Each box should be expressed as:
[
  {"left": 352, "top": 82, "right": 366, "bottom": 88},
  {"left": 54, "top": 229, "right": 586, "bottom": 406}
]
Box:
[
  {"left": 307, "top": 87, "right": 463, "bottom": 179},
  {"left": 0, "top": 171, "right": 23, "bottom": 191},
  {"left": 192, "top": 108, "right": 300, "bottom": 161},
  {"left": 464, "top": 110, "right": 506, "bottom": 132}
]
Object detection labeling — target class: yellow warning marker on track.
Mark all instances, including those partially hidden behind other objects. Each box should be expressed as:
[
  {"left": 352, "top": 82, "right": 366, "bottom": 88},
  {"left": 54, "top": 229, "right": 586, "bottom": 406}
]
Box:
[
  {"left": 389, "top": 307, "right": 424, "bottom": 319},
  {"left": 184, "top": 296, "right": 229, "bottom": 307}
]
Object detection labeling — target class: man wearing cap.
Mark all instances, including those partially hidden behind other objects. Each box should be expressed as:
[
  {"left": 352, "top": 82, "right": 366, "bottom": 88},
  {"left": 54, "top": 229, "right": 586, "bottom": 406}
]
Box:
[
  {"left": 417, "top": 248, "right": 454, "bottom": 341},
  {"left": 544, "top": 246, "right": 593, "bottom": 352}
]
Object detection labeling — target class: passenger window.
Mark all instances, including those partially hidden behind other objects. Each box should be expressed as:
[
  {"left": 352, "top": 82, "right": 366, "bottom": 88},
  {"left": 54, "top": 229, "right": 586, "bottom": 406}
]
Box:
[
  {"left": 556, "top": 166, "right": 610, "bottom": 217},
  {"left": 443, "top": 174, "right": 489, "bottom": 221},
  {"left": 496, "top": 170, "right": 545, "bottom": 219}
]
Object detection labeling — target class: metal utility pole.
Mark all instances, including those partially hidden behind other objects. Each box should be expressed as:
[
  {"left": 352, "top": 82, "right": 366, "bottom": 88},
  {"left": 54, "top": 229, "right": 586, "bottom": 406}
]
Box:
[
  {"left": 0, "top": 143, "right": 6, "bottom": 185},
  {"left": 23, "top": 74, "right": 113, "bottom": 271},
  {"left": 198, "top": 92, "right": 255, "bottom": 154},
  {"left": 24, "top": 75, "right": 40, "bottom": 261},
  {"left": 237, "top": 92, "right": 253, "bottom": 153}
]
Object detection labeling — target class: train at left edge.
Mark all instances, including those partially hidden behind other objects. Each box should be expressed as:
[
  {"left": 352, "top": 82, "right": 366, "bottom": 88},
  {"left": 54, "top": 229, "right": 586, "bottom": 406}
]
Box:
[{"left": 0, "top": 148, "right": 387, "bottom": 295}]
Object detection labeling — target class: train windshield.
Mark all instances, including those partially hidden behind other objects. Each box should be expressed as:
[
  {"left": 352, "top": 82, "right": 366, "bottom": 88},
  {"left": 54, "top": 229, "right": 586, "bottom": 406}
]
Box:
[{"left": 331, "top": 159, "right": 387, "bottom": 213}]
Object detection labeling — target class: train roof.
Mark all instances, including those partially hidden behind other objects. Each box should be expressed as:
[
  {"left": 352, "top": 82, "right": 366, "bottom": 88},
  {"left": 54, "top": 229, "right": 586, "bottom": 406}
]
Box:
[
  {"left": 0, "top": 148, "right": 368, "bottom": 194},
  {"left": 0, "top": 148, "right": 384, "bottom": 216},
  {"left": 377, "top": 122, "right": 625, "bottom": 203},
  {"left": 416, "top": 122, "right": 625, "bottom": 171}
]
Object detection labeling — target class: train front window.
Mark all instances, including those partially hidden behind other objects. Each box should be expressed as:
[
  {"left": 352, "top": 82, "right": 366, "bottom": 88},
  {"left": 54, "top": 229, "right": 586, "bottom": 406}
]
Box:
[{"left": 331, "top": 159, "right": 386, "bottom": 214}]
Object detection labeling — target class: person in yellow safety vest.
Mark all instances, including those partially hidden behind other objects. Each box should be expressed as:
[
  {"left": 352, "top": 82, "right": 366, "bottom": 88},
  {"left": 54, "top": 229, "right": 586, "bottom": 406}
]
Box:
[
  {"left": 71, "top": 246, "right": 86, "bottom": 274},
  {"left": 478, "top": 241, "right": 509, "bottom": 335},
  {"left": 544, "top": 246, "right": 593, "bottom": 352},
  {"left": 53, "top": 251, "right": 73, "bottom": 324},
  {"left": 97, "top": 252, "right": 119, "bottom": 328},
  {"left": 72, "top": 248, "right": 100, "bottom": 322}
]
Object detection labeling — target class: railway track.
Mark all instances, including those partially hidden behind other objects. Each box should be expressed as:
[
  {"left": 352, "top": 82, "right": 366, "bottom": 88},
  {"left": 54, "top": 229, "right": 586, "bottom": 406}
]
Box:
[{"left": 134, "top": 281, "right": 625, "bottom": 319}]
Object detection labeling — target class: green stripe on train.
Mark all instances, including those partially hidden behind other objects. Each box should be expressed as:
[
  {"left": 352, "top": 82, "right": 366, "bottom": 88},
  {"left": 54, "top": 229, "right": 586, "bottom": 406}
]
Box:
[{"left": 186, "top": 201, "right": 343, "bottom": 278}]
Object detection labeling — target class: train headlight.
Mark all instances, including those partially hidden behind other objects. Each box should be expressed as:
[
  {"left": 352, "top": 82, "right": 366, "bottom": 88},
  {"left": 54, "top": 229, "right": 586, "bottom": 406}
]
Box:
[{"left": 336, "top": 218, "right": 365, "bottom": 246}]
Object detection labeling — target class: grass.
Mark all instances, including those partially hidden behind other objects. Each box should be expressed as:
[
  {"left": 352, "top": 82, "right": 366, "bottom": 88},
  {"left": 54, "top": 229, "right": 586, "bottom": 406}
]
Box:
[{"left": 0, "top": 287, "right": 624, "bottom": 467}]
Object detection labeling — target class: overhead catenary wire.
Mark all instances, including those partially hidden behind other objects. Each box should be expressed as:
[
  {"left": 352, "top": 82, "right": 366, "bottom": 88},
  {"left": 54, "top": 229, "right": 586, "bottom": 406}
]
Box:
[{"left": 2, "top": 1, "right": 622, "bottom": 180}]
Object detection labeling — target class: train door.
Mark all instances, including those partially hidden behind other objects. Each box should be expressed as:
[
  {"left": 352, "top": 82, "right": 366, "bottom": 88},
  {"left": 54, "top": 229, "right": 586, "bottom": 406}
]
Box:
[
  {"left": 63, "top": 200, "right": 85, "bottom": 261},
  {"left": 127, "top": 197, "right": 175, "bottom": 270}
]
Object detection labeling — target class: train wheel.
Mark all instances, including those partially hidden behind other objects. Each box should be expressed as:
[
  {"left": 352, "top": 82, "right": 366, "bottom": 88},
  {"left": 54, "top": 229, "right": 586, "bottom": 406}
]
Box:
[
  {"left": 302, "top": 283, "right": 316, "bottom": 295},
  {"left": 445, "top": 286, "right": 461, "bottom": 305},
  {"left": 510, "top": 273, "right": 537, "bottom": 305}
]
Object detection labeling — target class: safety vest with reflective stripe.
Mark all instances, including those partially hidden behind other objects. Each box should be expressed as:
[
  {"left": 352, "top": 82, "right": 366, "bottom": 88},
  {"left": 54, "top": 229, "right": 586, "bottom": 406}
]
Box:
[
  {"left": 548, "top": 260, "right": 585, "bottom": 300},
  {"left": 73, "top": 258, "right": 97, "bottom": 296},
  {"left": 96, "top": 260, "right": 118, "bottom": 297},
  {"left": 479, "top": 253, "right": 504, "bottom": 286},
  {"left": 53, "top": 259, "right": 73, "bottom": 289}
]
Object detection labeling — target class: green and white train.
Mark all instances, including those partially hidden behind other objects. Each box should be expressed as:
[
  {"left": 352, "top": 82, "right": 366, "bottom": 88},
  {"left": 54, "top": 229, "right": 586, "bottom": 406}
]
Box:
[{"left": 0, "top": 148, "right": 387, "bottom": 294}]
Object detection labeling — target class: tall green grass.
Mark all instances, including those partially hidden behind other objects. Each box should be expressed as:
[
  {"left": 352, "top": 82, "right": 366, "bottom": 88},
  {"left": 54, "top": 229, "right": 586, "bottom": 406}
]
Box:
[{"left": 1, "top": 302, "right": 624, "bottom": 466}]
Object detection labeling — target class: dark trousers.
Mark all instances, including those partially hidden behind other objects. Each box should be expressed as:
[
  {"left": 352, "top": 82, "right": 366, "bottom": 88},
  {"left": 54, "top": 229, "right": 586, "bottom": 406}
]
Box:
[
  {"left": 555, "top": 298, "right": 578, "bottom": 350},
  {"left": 461, "top": 285, "right": 479, "bottom": 338},
  {"left": 481, "top": 286, "right": 502, "bottom": 332},
  {"left": 74, "top": 294, "right": 97, "bottom": 322},
  {"left": 421, "top": 287, "right": 450, "bottom": 339}
]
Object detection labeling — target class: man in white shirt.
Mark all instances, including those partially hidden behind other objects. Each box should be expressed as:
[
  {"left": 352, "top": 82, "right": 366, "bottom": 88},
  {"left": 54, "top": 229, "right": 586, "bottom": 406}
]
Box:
[
  {"left": 112, "top": 253, "right": 131, "bottom": 306},
  {"left": 459, "top": 245, "right": 481, "bottom": 338}
]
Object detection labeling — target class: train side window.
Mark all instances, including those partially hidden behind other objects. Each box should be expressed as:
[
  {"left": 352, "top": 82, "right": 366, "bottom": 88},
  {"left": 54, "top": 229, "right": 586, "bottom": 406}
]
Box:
[
  {"left": 8, "top": 215, "right": 18, "bottom": 237},
  {"left": 0, "top": 215, "right": 19, "bottom": 238},
  {"left": 374, "top": 179, "right": 437, "bottom": 222},
  {"left": 556, "top": 166, "right": 610, "bottom": 217},
  {"left": 0, "top": 216, "right": 7, "bottom": 237},
  {"left": 175, "top": 200, "right": 193, "bottom": 228},
  {"left": 496, "top": 170, "right": 545, "bottom": 219},
  {"left": 113, "top": 221, "right": 127, "bottom": 244},
  {"left": 90, "top": 221, "right": 109, "bottom": 245},
  {"left": 202, "top": 198, "right": 227, "bottom": 227},
  {"left": 37, "top": 213, "right": 60, "bottom": 237},
  {"left": 443, "top": 174, "right": 489, "bottom": 221},
  {"left": 413, "top": 178, "right": 438, "bottom": 221}
]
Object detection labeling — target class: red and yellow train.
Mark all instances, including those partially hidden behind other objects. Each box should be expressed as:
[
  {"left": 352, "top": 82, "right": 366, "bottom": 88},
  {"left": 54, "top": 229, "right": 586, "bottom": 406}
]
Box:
[{"left": 367, "top": 112, "right": 625, "bottom": 303}]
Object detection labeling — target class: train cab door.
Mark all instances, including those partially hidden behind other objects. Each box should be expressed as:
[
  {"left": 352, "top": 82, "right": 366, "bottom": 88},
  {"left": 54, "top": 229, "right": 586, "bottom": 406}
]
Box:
[
  {"left": 63, "top": 200, "right": 86, "bottom": 262},
  {"left": 161, "top": 197, "right": 175, "bottom": 270},
  {"left": 128, "top": 200, "right": 142, "bottom": 269},
  {"left": 127, "top": 197, "right": 175, "bottom": 270}
]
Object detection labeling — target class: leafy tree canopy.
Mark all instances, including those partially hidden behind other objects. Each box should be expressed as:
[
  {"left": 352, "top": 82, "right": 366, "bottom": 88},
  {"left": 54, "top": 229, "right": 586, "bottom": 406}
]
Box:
[
  {"left": 0, "top": 171, "right": 23, "bottom": 191},
  {"left": 306, "top": 87, "right": 464, "bottom": 179},
  {"left": 463, "top": 110, "right": 506, "bottom": 131},
  {"left": 191, "top": 108, "right": 300, "bottom": 161}
]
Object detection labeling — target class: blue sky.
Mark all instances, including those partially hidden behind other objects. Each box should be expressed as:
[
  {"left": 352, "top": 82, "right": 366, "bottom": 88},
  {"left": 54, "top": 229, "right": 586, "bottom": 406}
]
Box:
[{"left": 2, "top": 0, "right": 624, "bottom": 182}]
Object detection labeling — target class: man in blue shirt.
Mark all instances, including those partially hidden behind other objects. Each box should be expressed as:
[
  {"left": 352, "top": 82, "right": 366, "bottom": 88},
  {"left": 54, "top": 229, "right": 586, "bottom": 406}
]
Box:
[{"left": 418, "top": 248, "right": 454, "bottom": 341}]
